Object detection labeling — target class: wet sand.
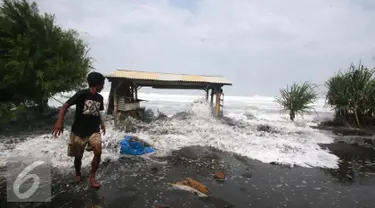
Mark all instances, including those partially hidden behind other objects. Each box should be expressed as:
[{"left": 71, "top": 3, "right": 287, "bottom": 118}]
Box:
[{"left": 1, "top": 140, "right": 375, "bottom": 208}]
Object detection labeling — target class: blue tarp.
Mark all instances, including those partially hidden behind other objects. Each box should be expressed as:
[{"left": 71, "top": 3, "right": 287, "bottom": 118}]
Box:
[{"left": 120, "top": 136, "right": 155, "bottom": 155}]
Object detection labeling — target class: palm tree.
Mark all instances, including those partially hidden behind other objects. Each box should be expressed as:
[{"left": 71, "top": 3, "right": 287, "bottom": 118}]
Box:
[{"left": 275, "top": 82, "right": 318, "bottom": 121}]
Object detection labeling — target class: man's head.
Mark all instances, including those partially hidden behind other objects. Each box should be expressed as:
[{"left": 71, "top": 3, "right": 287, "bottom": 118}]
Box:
[{"left": 87, "top": 72, "right": 105, "bottom": 92}]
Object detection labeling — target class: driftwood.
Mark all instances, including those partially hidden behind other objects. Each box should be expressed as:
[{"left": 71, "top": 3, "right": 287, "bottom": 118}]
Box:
[{"left": 175, "top": 177, "right": 211, "bottom": 195}]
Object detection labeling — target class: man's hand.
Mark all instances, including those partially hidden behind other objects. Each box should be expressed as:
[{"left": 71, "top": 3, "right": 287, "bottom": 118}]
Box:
[
  {"left": 52, "top": 103, "right": 69, "bottom": 137},
  {"left": 52, "top": 121, "right": 64, "bottom": 137},
  {"left": 100, "top": 123, "right": 106, "bottom": 136}
]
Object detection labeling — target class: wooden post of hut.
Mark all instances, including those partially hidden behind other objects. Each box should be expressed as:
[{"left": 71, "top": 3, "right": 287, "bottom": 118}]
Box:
[
  {"left": 215, "top": 88, "right": 221, "bottom": 116},
  {"left": 135, "top": 86, "right": 138, "bottom": 100},
  {"left": 113, "top": 88, "right": 118, "bottom": 125},
  {"left": 130, "top": 85, "right": 134, "bottom": 102}
]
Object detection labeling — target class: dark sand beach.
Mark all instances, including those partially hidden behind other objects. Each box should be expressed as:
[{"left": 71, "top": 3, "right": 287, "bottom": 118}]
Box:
[{"left": 1, "top": 139, "right": 375, "bottom": 208}]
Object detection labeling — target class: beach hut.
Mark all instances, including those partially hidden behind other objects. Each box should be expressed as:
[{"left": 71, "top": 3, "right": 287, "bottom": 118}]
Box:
[{"left": 105, "top": 69, "right": 232, "bottom": 123}]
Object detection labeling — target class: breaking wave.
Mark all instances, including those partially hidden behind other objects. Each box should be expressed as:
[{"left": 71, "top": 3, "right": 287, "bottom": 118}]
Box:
[{"left": 0, "top": 92, "right": 339, "bottom": 171}]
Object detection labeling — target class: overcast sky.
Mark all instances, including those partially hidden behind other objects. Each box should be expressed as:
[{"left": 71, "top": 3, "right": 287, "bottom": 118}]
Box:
[{"left": 34, "top": 0, "right": 375, "bottom": 97}]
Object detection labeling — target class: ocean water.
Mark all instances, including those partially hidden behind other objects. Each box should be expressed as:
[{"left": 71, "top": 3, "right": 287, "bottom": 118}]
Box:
[{"left": 0, "top": 91, "right": 339, "bottom": 171}]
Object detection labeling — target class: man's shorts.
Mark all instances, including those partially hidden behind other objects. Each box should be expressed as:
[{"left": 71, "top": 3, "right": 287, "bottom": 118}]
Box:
[{"left": 68, "top": 132, "right": 102, "bottom": 157}]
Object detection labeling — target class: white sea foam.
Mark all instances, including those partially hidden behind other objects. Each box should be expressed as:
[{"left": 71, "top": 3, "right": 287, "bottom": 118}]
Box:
[{"left": 0, "top": 91, "right": 339, "bottom": 170}]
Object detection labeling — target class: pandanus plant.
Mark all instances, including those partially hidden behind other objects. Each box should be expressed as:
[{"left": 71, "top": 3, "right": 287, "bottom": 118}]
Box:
[
  {"left": 275, "top": 82, "right": 318, "bottom": 121},
  {"left": 325, "top": 62, "right": 375, "bottom": 127}
]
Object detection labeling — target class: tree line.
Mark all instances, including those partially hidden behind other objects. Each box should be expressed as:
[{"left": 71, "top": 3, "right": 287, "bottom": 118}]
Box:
[
  {"left": 275, "top": 62, "right": 375, "bottom": 127},
  {"left": 0, "top": 0, "right": 94, "bottom": 127},
  {"left": 0, "top": 0, "right": 92, "bottom": 125}
]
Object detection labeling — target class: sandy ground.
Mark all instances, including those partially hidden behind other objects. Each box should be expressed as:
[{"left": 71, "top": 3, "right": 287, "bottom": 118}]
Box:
[{"left": 1, "top": 141, "right": 375, "bottom": 208}]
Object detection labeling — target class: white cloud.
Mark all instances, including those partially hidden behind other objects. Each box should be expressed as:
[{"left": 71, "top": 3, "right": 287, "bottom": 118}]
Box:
[{"left": 34, "top": 0, "right": 375, "bottom": 96}]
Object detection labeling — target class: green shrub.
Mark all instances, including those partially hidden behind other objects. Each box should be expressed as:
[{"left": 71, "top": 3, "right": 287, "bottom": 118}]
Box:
[
  {"left": 325, "top": 62, "right": 375, "bottom": 127},
  {"left": 275, "top": 82, "right": 318, "bottom": 121}
]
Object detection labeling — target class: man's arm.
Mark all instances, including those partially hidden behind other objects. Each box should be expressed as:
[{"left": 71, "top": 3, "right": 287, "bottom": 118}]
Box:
[
  {"left": 56, "top": 103, "right": 70, "bottom": 125},
  {"left": 52, "top": 91, "right": 83, "bottom": 136},
  {"left": 99, "top": 113, "right": 104, "bottom": 125},
  {"left": 57, "top": 92, "right": 83, "bottom": 124},
  {"left": 52, "top": 103, "right": 70, "bottom": 136}
]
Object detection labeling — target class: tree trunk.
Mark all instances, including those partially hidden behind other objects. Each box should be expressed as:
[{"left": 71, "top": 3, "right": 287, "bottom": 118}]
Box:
[
  {"left": 354, "top": 106, "right": 360, "bottom": 128},
  {"left": 289, "top": 111, "right": 295, "bottom": 121}
]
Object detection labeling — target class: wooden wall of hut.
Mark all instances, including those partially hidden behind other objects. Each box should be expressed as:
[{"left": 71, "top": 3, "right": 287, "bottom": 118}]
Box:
[
  {"left": 107, "top": 80, "right": 139, "bottom": 115},
  {"left": 111, "top": 81, "right": 137, "bottom": 103}
]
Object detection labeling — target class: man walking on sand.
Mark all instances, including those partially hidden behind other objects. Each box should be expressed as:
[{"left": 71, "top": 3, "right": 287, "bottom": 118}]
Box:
[{"left": 52, "top": 72, "right": 106, "bottom": 188}]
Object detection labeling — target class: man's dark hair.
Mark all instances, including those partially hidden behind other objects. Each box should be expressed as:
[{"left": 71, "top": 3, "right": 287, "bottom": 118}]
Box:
[{"left": 87, "top": 72, "right": 105, "bottom": 87}]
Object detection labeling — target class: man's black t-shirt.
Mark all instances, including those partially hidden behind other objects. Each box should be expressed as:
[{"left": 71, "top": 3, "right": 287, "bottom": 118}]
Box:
[{"left": 66, "top": 89, "right": 104, "bottom": 138}]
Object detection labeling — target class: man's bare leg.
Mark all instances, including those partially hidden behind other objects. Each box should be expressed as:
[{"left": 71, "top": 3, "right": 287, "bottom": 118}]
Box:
[
  {"left": 88, "top": 134, "right": 102, "bottom": 188},
  {"left": 88, "top": 150, "right": 101, "bottom": 188},
  {"left": 74, "top": 156, "right": 82, "bottom": 182}
]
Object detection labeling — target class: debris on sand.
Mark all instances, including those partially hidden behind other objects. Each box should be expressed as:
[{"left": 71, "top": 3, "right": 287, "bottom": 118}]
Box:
[
  {"left": 119, "top": 135, "right": 155, "bottom": 155},
  {"left": 170, "top": 177, "right": 211, "bottom": 197},
  {"left": 256, "top": 124, "right": 279, "bottom": 133},
  {"left": 214, "top": 171, "right": 225, "bottom": 182},
  {"left": 151, "top": 167, "right": 158, "bottom": 173}
]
